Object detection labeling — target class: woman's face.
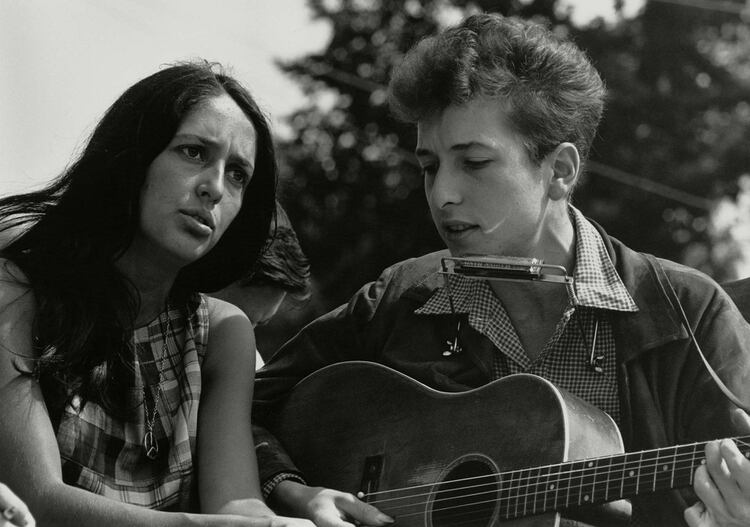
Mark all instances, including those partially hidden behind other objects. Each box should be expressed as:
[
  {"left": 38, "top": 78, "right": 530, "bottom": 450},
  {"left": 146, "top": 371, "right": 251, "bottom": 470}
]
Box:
[{"left": 132, "top": 93, "right": 258, "bottom": 270}]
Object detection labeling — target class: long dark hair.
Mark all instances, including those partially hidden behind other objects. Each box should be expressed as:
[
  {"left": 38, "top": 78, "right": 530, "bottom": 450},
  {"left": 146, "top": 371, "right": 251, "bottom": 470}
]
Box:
[{"left": 0, "top": 61, "right": 277, "bottom": 417}]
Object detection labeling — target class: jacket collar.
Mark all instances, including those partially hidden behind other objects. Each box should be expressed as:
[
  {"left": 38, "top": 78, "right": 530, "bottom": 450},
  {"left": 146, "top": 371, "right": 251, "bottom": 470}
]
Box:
[{"left": 575, "top": 220, "right": 687, "bottom": 360}]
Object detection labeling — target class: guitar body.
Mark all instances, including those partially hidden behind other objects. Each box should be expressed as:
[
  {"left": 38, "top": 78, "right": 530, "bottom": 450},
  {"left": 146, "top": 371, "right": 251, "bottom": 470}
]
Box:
[{"left": 266, "top": 362, "right": 627, "bottom": 527}]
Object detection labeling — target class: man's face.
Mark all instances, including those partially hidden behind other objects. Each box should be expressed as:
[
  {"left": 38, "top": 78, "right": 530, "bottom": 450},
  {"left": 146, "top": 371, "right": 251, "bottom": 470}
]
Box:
[{"left": 416, "top": 98, "right": 552, "bottom": 258}]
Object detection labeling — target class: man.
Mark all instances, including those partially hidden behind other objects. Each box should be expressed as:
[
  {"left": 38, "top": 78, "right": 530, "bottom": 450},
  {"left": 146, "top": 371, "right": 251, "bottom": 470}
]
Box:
[
  {"left": 252, "top": 14, "right": 750, "bottom": 527},
  {"left": 212, "top": 203, "right": 311, "bottom": 368}
]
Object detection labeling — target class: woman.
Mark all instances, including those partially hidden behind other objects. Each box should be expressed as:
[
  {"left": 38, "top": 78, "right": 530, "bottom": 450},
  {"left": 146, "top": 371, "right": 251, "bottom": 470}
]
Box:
[{"left": 0, "top": 62, "right": 313, "bottom": 527}]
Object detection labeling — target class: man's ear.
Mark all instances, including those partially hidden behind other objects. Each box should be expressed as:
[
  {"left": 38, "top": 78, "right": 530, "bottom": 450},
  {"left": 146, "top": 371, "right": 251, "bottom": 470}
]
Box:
[{"left": 547, "top": 142, "right": 580, "bottom": 201}]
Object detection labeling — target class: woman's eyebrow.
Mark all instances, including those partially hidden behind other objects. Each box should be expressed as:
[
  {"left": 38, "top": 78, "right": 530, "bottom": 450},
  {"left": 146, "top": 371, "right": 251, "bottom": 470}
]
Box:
[{"left": 173, "top": 133, "right": 254, "bottom": 169}]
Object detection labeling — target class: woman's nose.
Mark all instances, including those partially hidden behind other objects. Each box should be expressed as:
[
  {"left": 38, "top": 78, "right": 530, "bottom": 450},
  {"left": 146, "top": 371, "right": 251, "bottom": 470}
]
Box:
[{"left": 197, "top": 165, "right": 225, "bottom": 203}]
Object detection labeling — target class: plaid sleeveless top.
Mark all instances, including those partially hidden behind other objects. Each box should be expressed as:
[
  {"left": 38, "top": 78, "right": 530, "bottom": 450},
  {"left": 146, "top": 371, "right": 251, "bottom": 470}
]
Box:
[{"left": 55, "top": 293, "right": 209, "bottom": 510}]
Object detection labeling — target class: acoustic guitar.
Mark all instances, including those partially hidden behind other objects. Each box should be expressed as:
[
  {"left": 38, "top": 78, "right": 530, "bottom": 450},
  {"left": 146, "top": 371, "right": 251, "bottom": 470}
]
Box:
[{"left": 265, "top": 361, "right": 750, "bottom": 526}]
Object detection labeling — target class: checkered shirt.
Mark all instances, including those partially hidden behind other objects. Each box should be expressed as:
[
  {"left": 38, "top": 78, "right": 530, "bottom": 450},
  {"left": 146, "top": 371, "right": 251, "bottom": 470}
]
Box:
[
  {"left": 56, "top": 293, "right": 209, "bottom": 510},
  {"left": 415, "top": 206, "right": 638, "bottom": 426}
]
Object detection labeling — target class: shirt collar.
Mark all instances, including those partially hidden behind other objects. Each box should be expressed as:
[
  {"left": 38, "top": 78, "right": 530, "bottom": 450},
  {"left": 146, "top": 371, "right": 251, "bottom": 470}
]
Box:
[{"left": 569, "top": 206, "right": 638, "bottom": 311}]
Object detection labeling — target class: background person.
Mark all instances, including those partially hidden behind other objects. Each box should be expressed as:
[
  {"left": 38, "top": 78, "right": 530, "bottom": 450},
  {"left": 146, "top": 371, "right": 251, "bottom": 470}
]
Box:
[
  {"left": 0, "top": 61, "right": 312, "bottom": 527},
  {"left": 213, "top": 202, "right": 311, "bottom": 368},
  {"left": 251, "top": 14, "right": 750, "bottom": 527}
]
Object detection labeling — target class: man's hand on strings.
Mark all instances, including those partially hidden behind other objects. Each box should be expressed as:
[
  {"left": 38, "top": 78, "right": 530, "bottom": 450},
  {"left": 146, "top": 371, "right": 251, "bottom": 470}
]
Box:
[{"left": 685, "top": 439, "right": 750, "bottom": 527}]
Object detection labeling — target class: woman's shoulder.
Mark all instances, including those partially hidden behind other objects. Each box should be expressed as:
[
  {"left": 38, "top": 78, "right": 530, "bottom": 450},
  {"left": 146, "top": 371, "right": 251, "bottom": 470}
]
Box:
[
  {"left": 204, "top": 295, "right": 251, "bottom": 327},
  {"left": 202, "top": 296, "right": 255, "bottom": 369}
]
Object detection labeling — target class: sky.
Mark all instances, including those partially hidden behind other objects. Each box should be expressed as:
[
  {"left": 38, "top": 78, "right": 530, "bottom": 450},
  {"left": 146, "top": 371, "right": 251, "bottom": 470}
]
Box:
[{"left": 0, "top": 0, "right": 645, "bottom": 198}]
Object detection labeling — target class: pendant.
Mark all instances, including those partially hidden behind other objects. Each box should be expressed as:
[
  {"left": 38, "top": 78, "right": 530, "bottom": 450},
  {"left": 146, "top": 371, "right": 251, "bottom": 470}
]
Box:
[
  {"left": 143, "top": 430, "right": 159, "bottom": 459},
  {"left": 443, "top": 319, "right": 463, "bottom": 357}
]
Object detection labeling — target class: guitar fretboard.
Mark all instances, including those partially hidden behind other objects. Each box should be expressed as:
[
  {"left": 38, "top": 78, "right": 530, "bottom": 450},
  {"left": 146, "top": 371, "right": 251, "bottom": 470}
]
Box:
[{"left": 495, "top": 436, "right": 750, "bottom": 519}]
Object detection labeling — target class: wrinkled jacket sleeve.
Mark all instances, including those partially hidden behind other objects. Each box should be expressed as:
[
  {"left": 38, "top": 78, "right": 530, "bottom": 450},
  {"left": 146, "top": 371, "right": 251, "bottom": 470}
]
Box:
[
  {"left": 252, "top": 265, "right": 397, "bottom": 484},
  {"left": 625, "top": 261, "right": 750, "bottom": 526}
]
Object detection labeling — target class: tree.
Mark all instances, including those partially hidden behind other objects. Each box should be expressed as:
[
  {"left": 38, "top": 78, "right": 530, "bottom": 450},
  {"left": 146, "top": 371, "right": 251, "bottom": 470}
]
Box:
[{"left": 572, "top": 0, "right": 750, "bottom": 281}]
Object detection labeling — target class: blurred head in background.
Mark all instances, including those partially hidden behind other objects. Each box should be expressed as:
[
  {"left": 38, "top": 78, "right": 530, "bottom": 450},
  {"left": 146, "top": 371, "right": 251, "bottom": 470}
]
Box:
[{"left": 213, "top": 202, "right": 311, "bottom": 328}]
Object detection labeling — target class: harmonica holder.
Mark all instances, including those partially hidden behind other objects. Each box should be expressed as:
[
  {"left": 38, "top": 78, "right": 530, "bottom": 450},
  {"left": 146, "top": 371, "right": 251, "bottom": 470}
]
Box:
[
  {"left": 440, "top": 255, "right": 574, "bottom": 294},
  {"left": 438, "top": 256, "right": 578, "bottom": 359}
]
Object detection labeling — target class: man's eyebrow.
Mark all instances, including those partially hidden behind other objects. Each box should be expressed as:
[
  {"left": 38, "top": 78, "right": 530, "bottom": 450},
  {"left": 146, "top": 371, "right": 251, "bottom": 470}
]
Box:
[
  {"left": 450, "top": 141, "right": 490, "bottom": 151},
  {"left": 415, "top": 142, "right": 489, "bottom": 157}
]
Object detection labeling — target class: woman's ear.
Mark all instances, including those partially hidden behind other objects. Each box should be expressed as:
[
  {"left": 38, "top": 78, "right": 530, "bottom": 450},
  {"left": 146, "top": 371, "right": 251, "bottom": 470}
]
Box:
[{"left": 547, "top": 143, "right": 580, "bottom": 201}]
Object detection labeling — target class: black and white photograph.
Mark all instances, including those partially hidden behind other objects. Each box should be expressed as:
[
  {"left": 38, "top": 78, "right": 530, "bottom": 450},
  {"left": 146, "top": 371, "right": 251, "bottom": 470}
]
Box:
[{"left": 1, "top": 1, "right": 750, "bottom": 526}]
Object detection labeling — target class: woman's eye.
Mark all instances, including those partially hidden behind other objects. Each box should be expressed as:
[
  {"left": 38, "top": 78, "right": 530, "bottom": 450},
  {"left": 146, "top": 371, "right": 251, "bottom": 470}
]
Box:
[
  {"left": 227, "top": 168, "right": 249, "bottom": 187},
  {"left": 180, "top": 145, "right": 204, "bottom": 161}
]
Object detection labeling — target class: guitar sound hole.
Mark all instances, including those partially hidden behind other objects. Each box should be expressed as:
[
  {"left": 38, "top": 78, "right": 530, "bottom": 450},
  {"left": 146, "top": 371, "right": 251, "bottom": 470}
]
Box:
[{"left": 431, "top": 459, "right": 499, "bottom": 527}]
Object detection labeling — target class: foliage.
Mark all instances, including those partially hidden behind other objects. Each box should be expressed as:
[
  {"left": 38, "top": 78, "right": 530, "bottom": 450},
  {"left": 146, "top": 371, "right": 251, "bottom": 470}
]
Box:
[
  {"left": 255, "top": 0, "right": 750, "bottom": 352},
  {"left": 571, "top": 0, "right": 750, "bottom": 281}
]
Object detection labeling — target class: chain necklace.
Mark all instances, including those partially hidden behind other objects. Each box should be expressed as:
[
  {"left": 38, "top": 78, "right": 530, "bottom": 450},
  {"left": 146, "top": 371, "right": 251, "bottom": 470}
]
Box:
[{"left": 137, "top": 305, "right": 173, "bottom": 460}]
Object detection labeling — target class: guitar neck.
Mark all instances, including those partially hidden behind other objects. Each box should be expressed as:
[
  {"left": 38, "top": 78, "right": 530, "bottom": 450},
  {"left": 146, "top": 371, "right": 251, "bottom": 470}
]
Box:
[{"left": 497, "top": 435, "right": 750, "bottom": 519}]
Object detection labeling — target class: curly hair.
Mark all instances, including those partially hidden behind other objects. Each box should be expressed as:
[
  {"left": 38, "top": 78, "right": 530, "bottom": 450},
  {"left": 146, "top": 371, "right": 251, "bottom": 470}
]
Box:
[{"left": 387, "top": 13, "right": 605, "bottom": 166}]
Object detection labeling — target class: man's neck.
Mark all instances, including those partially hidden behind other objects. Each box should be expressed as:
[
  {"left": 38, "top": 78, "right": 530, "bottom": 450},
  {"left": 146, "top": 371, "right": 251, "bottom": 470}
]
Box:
[
  {"left": 487, "top": 205, "right": 578, "bottom": 359},
  {"left": 528, "top": 203, "right": 577, "bottom": 273}
]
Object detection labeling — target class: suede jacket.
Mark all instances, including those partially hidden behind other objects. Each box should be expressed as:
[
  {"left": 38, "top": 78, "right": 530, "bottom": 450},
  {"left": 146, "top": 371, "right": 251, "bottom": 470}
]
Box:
[{"left": 253, "top": 223, "right": 750, "bottom": 526}]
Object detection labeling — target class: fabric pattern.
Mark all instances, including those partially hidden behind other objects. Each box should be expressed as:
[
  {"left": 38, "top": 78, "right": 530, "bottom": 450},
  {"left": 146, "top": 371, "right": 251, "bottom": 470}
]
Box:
[
  {"left": 55, "top": 293, "right": 209, "bottom": 510},
  {"left": 415, "top": 206, "right": 638, "bottom": 425}
]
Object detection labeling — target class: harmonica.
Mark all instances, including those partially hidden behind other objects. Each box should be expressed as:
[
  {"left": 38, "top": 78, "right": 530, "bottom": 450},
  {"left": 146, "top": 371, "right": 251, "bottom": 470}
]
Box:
[{"left": 440, "top": 255, "right": 573, "bottom": 285}]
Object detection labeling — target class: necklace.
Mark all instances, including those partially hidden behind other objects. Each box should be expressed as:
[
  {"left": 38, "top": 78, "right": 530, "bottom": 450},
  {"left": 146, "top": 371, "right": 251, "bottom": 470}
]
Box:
[{"left": 137, "top": 306, "right": 173, "bottom": 460}]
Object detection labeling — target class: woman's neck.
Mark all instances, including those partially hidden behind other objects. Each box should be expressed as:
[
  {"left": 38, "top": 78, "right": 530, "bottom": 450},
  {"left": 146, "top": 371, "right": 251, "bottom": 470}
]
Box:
[{"left": 114, "top": 251, "right": 178, "bottom": 327}]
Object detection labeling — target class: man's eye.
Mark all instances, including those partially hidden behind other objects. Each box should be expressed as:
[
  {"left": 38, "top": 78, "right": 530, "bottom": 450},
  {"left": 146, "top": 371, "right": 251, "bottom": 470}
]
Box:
[
  {"left": 420, "top": 164, "right": 438, "bottom": 178},
  {"left": 464, "top": 159, "right": 490, "bottom": 170}
]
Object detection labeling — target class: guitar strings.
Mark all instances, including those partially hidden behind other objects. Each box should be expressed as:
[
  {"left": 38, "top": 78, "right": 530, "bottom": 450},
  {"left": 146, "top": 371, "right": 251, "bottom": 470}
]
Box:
[
  {"left": 364, "top": 435, "right": 750, "bottom": 499},
  {"left": 367, "top": 457, "right": 708, "bottom": 509},
  {"left": 370, "top": 462, "right": 700, "bottom": 516},
  {"left": 370, "top": 462, "right": 703, "bottom": 523},
  {"left": 361, "top": 437, "right": 750, "bottom": 517}
]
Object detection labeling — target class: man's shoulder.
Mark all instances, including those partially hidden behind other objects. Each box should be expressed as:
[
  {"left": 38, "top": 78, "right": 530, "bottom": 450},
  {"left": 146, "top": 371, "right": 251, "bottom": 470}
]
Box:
[
  {"left": 608, "top": 235, "right": 719, "bottom": 291},
  {"left": 654, "top": 255, "right": 719, "bottom": 286},
  {"left": 384, "top": 250, "right": 450, "bottom": 275},
  {"left": 606, "top": 236, "right": 733, "bottom": 323},
  {"left": 359, "top": 250, "right": 450, "bottom": 308}
]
